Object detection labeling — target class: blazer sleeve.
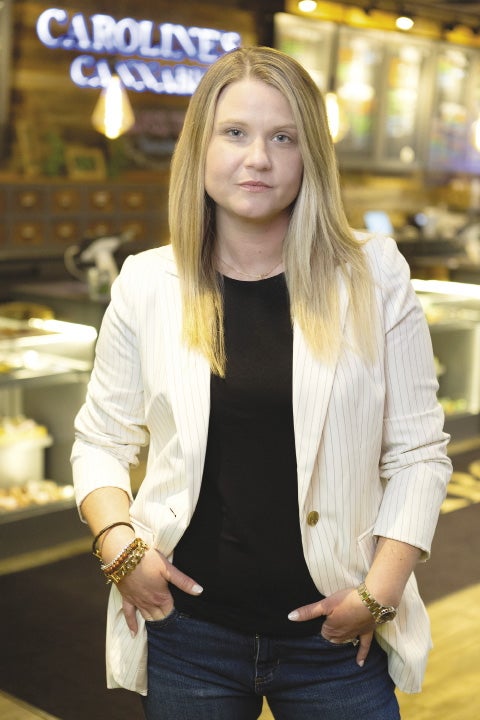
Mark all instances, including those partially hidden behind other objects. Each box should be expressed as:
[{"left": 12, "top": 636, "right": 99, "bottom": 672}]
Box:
[
  {"left": 371, "top": 236, "right": 452, "bottom": 559},
  {"left": 71, "top": 254, "right": 148, "bottom": 515}
]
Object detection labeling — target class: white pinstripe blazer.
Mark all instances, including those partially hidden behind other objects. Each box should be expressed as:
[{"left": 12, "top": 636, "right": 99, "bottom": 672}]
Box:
[{"left": 72, "top": 233, "right": 451, "bottom": 695}]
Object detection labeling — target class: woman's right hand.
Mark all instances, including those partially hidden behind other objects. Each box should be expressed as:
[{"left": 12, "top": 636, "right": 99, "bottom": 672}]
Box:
[{"left": 116, "top": 547, "right": 203, "bottom": 636}]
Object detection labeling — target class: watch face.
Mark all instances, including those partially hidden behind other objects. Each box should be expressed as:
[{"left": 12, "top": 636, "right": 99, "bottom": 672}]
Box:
[{"left": 376, "top": 608, "right": 397, "bottom": 624}]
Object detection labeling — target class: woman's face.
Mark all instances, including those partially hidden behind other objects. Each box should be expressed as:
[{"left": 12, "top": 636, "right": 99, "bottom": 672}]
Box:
[{"left": 205, "top": 79, "right": 304, "bottom": 230}]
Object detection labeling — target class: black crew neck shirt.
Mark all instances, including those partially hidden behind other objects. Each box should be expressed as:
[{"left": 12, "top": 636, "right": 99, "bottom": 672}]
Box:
[{"left": 170, "top": 274, "right": 323, "bottom": 636}]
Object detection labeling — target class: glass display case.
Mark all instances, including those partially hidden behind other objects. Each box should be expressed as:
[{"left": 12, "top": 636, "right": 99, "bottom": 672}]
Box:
[
  {"left": 334, "top": 26, "right": 433, "bottom": 171},
  {"left": 413, "top": 279, "right": 480, "bottom": 441},
  {"left": 0, "top": 314, "right": 97, "bottom": 560},
  {"left": 274, "top": 13, "right": 336, "bottom": 93},
  {"left": 427, "top": 45, "right": 480, "bottom": 174}
]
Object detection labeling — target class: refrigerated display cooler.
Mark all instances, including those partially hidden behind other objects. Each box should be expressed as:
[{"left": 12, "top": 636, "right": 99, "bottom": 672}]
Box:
[
  {"left": 0, "top": 314, "right": 97, "bottom": 560},
  {"left": 413, "top": 279, "right": 480, "bottom": 441}
]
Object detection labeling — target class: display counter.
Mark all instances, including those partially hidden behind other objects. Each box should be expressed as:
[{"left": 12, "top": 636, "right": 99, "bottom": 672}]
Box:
[
  {"left": 413, "top": 279, "right": 480, "bottom": 443},
  {"left": 10, "top": 280, "right": 108, "bottom": 331},
  {"left": 0, "top": 315, "right": 97, "bottom": 560}
]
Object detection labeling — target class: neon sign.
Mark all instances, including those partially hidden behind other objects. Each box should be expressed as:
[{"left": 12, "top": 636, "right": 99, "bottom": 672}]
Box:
[{"left": 36, "top": 9, "right": 242, "bottom": 95}]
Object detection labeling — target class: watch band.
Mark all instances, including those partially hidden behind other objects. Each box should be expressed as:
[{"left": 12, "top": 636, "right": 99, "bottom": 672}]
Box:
[{"left": 357, "top": 582, "right": 397, "bottom": 624}]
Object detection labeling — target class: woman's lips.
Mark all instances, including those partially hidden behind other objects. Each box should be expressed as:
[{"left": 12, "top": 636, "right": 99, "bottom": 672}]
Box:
[{"left": 240, "top": 181, "right": 271, "bottom": 191}]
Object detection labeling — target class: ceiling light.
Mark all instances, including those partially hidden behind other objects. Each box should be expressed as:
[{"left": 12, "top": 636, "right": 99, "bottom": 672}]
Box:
[
  {"left": 298, "top": 0, "right": 317, "bottom": 12},
  {"left": 396, "top": 15, "right": 414, "bottom": 31}
]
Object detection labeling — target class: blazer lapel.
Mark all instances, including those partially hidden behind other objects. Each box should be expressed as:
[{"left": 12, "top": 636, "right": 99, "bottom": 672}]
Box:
[
  {"left": 162, "top": 255, "right": 211, "bottom": 501},
  {"left": 293, "top": 271, "right": 350, "bottom": 505}
]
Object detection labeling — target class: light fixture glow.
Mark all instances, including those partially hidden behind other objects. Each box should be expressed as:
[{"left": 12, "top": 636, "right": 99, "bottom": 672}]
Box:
[
  {"left": 472, "top": 118, "right": 480, "bottom": 152},
  {"left": 325, "top": 92, "right": 349, "bottom": 143},
  {"left": 412, "top": 279, "right": 480, "bottom": 300},
  {"left": 298, "top": 0, "right": 317, "bottom": 12},
  {"left": 91, "top": 74, "right": 135, "bottom": 140},
  {"left": 396, "top": 15, "right": 414, "bottom": 31}
]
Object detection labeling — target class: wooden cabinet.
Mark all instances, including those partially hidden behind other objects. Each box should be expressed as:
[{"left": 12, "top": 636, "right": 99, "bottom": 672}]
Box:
[{"left": 0, "top": 174, "right": 169, "bottom": 260}]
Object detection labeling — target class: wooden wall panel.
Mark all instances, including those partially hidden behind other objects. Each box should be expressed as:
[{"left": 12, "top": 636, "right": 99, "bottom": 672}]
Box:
[
  {"left": 6, "top": 1, "right": 257, "bottom": 174},
  {"left": 0, "top": 1, "right": 257, "bottom": 261}
]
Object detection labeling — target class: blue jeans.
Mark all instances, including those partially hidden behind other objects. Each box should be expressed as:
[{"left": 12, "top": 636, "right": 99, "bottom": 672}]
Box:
[{"left": 142, "top": 610, "right": 400, "bottom": 720}]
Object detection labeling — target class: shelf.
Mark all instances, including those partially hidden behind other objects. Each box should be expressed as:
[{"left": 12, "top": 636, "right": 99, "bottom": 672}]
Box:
[
  {"left": 0, "top": 364, "right": 90, "bottom": 389},
  {"left": 0, "top": 493, "right": 76, "bottom": 526},
  {"left": 0, "top": 499, "right": 91, "bottom": 561}
]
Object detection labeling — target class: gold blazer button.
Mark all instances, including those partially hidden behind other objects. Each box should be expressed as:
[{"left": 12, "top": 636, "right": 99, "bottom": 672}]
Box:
[{"left": 306, "top": 510, "right": 319, "bottom": 526}]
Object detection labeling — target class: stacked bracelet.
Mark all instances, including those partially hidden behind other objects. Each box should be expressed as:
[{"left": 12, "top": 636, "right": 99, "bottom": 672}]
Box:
[
  {"left": 101, "top": 538, "right": 149, "bottom": 585},
  {"left": 92, "top": 521, "right": 135, "bottom": 559},
  {"left": 100, "top": 537, "right": 139, "bottom": 574}
]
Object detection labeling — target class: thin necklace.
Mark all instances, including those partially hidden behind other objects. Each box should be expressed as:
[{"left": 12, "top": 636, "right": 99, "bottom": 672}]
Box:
[{"left": 216, "top": 255, "right": 283, "bottom": 281}]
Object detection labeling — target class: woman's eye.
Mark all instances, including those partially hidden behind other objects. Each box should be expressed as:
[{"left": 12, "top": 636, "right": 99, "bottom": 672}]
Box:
[
  {"left": 274, "top": 133, "right": 291, "bottom": 143},
  {"left": 227, "top": 128, "right": 243, "bottom": 137}
]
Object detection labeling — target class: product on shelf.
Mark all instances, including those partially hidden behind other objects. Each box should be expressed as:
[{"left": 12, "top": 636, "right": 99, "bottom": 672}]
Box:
[
  {"left": 0, "top": 479, "right": 75, "bottom": 512},
  {"left": 0, "top": 415, "right": 52, "bottom": 488}
]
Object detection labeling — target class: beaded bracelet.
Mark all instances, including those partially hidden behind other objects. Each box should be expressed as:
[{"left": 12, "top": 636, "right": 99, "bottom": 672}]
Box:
[
  {"left": 102, "top": 538, "right": 149, "bottom": 585},
  {"left": 100, "top": 537, "right": 139, "bottom": 573}
]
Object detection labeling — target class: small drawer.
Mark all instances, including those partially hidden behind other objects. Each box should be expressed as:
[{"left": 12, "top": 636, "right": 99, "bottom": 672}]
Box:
[
  {"left": 84, "top": 219, "right": 115, "bottom": 238},
  {"left": 12, "top": 221, "right": 45, "bottom": 246},
  {"left": 13, "top": 187, "right": 45, "bottom": 212},
  {"left": 120, "top": 219, "right": 147, "bottom": 243},
  {"left": 53, "top": 220, "right": 81, "bottom": 243},
  {"left": 120, "top": 189, "right": 148, "bottom": 211},
  {"left": 89, "top": 188, "right": 114, "bottom": 212},
  {"left": 51, "top": 187, "right": 82, "bottom": 212}
]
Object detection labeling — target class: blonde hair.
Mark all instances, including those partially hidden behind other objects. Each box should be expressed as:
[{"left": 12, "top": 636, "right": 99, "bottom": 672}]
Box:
[{"left": 169, "top": 46, "right": 375, "bottom": 376}]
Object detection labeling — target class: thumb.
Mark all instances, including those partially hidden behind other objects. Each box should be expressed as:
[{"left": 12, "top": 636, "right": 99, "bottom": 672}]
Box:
[{"left": 288, "top": 597, "right": 331, "bottom": 622}]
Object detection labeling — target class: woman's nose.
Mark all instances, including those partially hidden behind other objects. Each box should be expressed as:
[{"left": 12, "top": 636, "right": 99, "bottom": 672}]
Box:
[{"left": 245, "top": 137, "right": 271, "bottom": 169}]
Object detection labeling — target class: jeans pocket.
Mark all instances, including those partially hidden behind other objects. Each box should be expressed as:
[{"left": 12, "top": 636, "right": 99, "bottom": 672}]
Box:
[
  {"left": 145, "top": 607, "right": 180, "bottom": 629},
  {"left": 316, "top": 633, "right": 359, "bottom": 649}
]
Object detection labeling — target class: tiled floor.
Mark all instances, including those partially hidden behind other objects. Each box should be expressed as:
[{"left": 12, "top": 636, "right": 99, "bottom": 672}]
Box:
[{"left": 0, "top": 691, "right": 59, "bottom": 720}]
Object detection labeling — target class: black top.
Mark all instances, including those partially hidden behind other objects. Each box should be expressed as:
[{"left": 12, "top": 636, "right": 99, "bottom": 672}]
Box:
[{"left": 171, "top": 273, "right": 323, "bottom": 636}]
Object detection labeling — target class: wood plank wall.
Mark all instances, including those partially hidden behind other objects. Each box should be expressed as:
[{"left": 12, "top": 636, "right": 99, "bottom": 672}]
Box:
[{"left": 6, "top": 0, "right": 257, "bottom": 174}]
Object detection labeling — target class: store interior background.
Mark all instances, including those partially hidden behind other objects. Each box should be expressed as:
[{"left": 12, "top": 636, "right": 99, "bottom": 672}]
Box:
[{"left": 0, "top": 1, "right": 479, "bottom": 719}]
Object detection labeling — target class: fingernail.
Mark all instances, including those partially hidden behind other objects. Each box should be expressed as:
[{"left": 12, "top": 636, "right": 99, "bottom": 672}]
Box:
[
  {"left": 192, "top": 584, "right": 203, "bottom": 594},
  {"left": 288, "top": 611, "right": 299, "bottom": 621},
  {"left": 357, "top": 659, "right": 364, "bottom": 667}
]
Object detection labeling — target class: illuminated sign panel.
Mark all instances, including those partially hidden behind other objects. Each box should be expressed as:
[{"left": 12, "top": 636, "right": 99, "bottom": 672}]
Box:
[{"left": 36, "top": 9, "right": 242, "bottom": 95}]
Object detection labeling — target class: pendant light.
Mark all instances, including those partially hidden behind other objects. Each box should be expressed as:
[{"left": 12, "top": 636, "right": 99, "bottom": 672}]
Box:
[
  {"left": 297, "top": 0, "right": 317, "bottom": 11},
  {"left": 395, "top": 4, "right": 414, "bottom": 31},
  {"left": 92, "top": 71, "right": 135, "bottom": 140},
  {"left": 325, "top": 27, "right": 349, "bottom": 143}
]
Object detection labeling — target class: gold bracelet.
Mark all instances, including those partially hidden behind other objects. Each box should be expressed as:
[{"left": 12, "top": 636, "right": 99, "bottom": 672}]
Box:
[
  {"left": 102, "top": 538, "right": 149, "bottom": 585},
  {"left": 100, "top": 537, "right": 138, "bottom": 573}
]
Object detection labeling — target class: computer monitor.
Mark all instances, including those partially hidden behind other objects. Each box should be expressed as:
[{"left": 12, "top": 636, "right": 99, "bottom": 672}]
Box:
[{"left": 363, "top": 211, "right": 394, "bottom": 236}]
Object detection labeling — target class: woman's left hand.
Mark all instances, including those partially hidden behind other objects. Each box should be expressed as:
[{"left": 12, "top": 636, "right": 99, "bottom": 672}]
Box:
[{"left": 288, "top": 587, "right": 376, "bottom": 666}]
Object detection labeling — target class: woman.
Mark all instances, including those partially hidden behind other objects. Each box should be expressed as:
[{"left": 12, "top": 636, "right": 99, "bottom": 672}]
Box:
[{"left": 72, "top": 46, "right": 451, "bottom": 720}]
